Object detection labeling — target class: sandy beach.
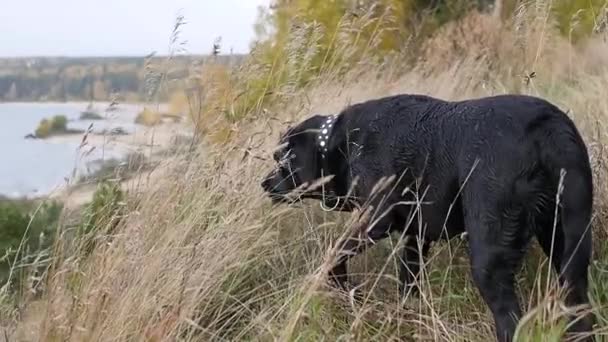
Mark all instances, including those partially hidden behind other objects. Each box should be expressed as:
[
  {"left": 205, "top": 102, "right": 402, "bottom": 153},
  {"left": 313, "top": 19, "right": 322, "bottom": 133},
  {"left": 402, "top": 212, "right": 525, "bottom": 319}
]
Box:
[{"left": 47, "top": 120, "right": 193, "bottom": 209}]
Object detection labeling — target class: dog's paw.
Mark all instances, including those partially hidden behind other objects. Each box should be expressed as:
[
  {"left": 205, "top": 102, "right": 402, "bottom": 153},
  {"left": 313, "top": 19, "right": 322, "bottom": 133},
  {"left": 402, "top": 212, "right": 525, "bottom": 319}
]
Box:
[
  {"left": 399, "top": 284, "right": 423, "bottom": 306},
  {"left": 326, "top": 278, "right": 364, "bottom": 303},
  {"left": 347, "top": 282, "right": 364, "bottom": 302}
]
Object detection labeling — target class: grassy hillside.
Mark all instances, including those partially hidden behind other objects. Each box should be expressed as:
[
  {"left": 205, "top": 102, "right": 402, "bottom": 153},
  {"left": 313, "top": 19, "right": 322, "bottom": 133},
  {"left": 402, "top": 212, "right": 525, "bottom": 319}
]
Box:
[{"left": 2, "top": 2, "right": 608, "bottom": 342}]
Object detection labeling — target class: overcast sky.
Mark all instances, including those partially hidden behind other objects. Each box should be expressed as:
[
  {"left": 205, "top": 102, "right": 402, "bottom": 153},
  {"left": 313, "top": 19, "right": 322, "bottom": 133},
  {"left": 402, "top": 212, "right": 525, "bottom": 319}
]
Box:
[{"left": 0, "top": 0, "right": 270, "bottom": 57}]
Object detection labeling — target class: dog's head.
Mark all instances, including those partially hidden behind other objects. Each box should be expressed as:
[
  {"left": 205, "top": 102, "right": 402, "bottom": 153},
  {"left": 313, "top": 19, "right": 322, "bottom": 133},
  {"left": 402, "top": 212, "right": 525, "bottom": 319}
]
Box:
[{"left": 261, "top": 114, "right": 338, "bottom": 204}]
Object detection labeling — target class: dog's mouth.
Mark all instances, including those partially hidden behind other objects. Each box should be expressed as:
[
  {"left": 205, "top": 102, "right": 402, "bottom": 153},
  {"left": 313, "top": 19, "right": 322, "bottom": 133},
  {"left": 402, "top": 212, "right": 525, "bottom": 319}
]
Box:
[
  {"left": 264, "top": 188, "right": 316, "bottom": 205},
  {"left": 262, "top": 175, "right": 339, "bottom": 205},
  {"left": 264, "top": 188, "right": 357, "bottom": 212},
  {"left": 268, "top": 193, "right": 292, "bottom": 204}
]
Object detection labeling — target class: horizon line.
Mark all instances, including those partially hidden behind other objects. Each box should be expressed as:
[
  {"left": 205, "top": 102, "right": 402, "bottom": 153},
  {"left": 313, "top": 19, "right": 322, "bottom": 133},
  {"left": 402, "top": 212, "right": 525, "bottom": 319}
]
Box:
[{"left": 0, "top": 53, "right": 249, "bottom": 59}]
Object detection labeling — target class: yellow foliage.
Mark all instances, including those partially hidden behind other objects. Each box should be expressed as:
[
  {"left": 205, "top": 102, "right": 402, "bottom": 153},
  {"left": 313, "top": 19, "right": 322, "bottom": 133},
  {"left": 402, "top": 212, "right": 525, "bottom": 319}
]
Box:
[
  {"left": 135, "top": 108, "right": 162, "bottom": 126},
  {"left": 210, "top": 0, "right": 420, "bottom": 122},
  {"left": 552, "top": 0, "right": 607, "bottom": 43},
  {"left": 185, "top": 62, "right": 236, "bottom": 136},
  {"left": 168, "top": 91, "right": 189, "bottom": 116},
  {"left": 196, "top": 0, "right": 608, "bottom": 142},
  {"left": 203, "top": 63, "right": 233, "bottom": 111},
  {"left": 35, "top": 119, "right": 52, "bottom": 138},
  {"left": 34, "top": 115, "right": 68, "bottom": 138}
]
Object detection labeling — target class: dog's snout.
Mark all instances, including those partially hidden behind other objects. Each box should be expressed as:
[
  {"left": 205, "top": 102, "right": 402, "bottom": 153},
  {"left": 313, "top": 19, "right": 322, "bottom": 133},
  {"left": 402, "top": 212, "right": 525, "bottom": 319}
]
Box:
[
  {"left": 261, "top": 177, "right": 271, "bottom": 191},
  {"left": 261, "top": 171, "right": 277, "bottom": 192}
]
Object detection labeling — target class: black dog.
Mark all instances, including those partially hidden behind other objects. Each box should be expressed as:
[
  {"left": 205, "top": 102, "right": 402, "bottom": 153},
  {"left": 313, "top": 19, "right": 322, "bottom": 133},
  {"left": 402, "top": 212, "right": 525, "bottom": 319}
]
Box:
[{"left": 261, "top": 94, "right": 594, "bottom": 341}]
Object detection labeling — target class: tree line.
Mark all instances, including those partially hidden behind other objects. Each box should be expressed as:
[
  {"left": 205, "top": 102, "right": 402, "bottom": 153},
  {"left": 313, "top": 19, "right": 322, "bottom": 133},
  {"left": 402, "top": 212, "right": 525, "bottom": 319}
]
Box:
[{"left": 0, "top": 55, "right": 245, "bottom": 102}]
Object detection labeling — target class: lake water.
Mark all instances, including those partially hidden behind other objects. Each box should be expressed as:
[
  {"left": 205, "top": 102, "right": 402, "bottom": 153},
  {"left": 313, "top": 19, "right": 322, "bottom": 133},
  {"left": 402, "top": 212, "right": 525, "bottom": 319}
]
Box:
[{"left": 0, "top": 102, "right": 149, "bottom": 198}]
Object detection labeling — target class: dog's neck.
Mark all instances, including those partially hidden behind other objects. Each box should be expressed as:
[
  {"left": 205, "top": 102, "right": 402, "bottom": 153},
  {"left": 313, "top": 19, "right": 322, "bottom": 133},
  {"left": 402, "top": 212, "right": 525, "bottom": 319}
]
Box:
[
  {"left": 316, "top": 115, "right": 337, "bottom": 161},
  {"left": 316, "top": 115, "right": 339, "bottom": 186},
  {"left": 313, "top": 114, "right": 356, "bottom": 211}
]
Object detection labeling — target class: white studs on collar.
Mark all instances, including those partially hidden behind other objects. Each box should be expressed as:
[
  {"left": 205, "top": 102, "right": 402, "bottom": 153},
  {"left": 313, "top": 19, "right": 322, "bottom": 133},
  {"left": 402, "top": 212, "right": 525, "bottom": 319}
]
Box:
[{"left": 318, "top": 115, "right": 336, "bottom": 159}]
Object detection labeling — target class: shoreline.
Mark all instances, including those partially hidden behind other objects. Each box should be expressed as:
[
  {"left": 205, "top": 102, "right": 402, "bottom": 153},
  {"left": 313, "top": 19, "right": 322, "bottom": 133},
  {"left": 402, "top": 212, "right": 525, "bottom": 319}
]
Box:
[
  {"left": 0, "top": 102, "right": 191, "bottom": 206},
  {"left": 49, "top": 120, "right": 193, "bottom": 209},
  {"left": 25, "top": 120, "right": 192, "bottom": 209}
]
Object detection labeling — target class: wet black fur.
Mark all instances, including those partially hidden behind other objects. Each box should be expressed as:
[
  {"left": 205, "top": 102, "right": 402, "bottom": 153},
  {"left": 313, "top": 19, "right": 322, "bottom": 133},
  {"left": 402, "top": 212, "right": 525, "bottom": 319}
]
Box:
[{"left": 261, "top": 94, "right": 595, "bottom": 342}]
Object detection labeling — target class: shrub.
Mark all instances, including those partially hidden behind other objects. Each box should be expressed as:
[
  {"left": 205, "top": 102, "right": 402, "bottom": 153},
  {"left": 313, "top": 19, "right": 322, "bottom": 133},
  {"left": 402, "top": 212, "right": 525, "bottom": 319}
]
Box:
[
  {"left": 79, "top": 111, "right": 104, "bottom": 120},
  {"left": 190, "top": 0, "right": 608, "bottom": 133},
  {"left": 34, "top": 119, "right": 52, "bottom": 138},
  {"left": 79, "top": 181, "right": 125, "bottom": 254},
  {"left": 135, "top": 107, "right": 162, "bottom": 126},
  {"left": 50, "top": 115, "right": 67, "bottom": 131},
  {"left": 34, "top": 115, "right": 69, "bottom": 138},
  {"left": 78, "top": 152, "right": 151, "bottom": 184},
  {"left": 0, "top": 199, "right": 62, "bottom": 288}
]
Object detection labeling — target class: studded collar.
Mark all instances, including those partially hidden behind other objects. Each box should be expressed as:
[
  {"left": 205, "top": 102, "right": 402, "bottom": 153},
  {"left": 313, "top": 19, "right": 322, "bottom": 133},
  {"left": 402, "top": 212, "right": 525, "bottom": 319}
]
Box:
[
  {"left": 317, "top": 115, "right": 336, "bottom": 159},
  {"left": 315, "top": 114, "right": 354, "bottom": 211}
]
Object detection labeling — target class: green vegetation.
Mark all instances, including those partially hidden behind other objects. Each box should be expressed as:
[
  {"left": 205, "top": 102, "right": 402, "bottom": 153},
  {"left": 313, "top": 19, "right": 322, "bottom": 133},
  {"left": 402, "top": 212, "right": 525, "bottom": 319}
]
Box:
[
  {"left": 79, "top": 103, "right": 106, "bottom": 120},
  {"left": 0, "top": 199, "right": 62, "bottom": 287},
  {"left": 78, "top": 152, "right": 152, "bottom": 184},
  {"left": 551, "top": 0, "right": 608, "bottom": 42},
  {"left": 50, "top": 115, "right": 67, "bottom": 131},
  {"left": 79, "top": 111, "right": 104, "bottom": 120},
  {"left": 33, "top": 114, "right": 76, "bottom": 138},
  {"left": 79, "top": 182, "right": 124, "bottom": 254},
  {"left": 177, "top": 0, "right": 608, "bottom": 142},
  {"left": 34, "top": 119, "right": 52, "bottom": 138}
]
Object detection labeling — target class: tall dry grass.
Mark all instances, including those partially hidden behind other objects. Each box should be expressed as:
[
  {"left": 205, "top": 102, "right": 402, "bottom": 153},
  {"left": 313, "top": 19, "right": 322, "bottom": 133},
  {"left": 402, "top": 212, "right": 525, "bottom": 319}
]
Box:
[{"left": 3, "top": 6, "right": 608, "bottom": 342}]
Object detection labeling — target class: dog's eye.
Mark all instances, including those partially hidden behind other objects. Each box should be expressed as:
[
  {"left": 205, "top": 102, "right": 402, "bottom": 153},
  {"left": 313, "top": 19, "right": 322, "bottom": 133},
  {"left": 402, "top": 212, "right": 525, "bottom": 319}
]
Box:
[
  {"left": 273, "top": 151, "right": 281, "bottom": 162},
  {"left": 273, "top": 142, "right": 290, "bottom": 162},
  {"left": 278, "top": 149, "right": 295, "bottom": 166}
]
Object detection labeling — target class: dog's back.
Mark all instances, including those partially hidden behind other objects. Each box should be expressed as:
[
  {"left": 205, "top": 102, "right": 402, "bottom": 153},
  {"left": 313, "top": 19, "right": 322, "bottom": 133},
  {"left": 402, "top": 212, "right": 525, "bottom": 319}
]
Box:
[{"left": 342, "top": 93, "right": 595, "bottom": 336}]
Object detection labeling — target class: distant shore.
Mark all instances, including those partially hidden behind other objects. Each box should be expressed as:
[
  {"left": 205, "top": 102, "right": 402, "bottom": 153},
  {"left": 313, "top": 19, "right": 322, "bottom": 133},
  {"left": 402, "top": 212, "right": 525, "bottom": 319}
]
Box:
[
  {"left": 46, "top": 119, "right": 192, "bottom": 209},
  {"left": 0, "top": 101, "right": 190, "bottom": 204}
]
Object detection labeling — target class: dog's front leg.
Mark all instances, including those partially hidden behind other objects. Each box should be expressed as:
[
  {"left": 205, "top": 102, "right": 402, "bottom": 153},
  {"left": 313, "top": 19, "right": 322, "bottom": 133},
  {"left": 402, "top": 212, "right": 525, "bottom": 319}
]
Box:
[
  {"left": 328, "top": 236, "right": 370, "bottom": 291},
  {"left": 399, "top": 236, "right": 431, "bottom": 298},
  {"left": 328, "top": 207, "right": 393, "bottom": 293}
]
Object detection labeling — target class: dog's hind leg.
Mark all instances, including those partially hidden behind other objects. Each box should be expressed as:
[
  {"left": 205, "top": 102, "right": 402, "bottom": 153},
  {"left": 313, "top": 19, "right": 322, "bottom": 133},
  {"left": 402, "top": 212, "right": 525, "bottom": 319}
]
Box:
[
  {"left": 535, "top": 213, "right": 595, "bottom": 341},
  {"left": 534, "top": 169, "right": 594, "bottom": 340},
  {"left": 558, "top": 169, "right": 594, "bottom": 340},
  {"left": 534, "top": 214, "right": 564, "bottom": 276},
  {"left": 399, "top": 236, "right": 431, "bottom": 298},
  {"left": 467, "top": 218, "right": 528, "bottom": 342},
  {"left": 463, "top": 185, "right": 532, "bottom": 342}
]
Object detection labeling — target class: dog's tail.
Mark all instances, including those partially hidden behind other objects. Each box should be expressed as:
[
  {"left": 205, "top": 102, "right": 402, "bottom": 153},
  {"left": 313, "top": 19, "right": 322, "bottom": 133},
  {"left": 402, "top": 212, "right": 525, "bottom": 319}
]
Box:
[{"left": 535, "top": 108, "right": 594, "bottom": 332}]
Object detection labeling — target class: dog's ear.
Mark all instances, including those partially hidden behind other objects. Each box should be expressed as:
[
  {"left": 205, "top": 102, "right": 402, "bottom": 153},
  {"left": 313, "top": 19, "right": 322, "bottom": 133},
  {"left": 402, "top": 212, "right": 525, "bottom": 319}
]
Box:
[
  {"left": 278, "top": 124, "right": 296, "bottom": 144},
  {"left": 279, "top": 115, "right": 322, "bottom": 141},
  {"left": 301, "top": 114, "right": 328, "bottom": 134}
]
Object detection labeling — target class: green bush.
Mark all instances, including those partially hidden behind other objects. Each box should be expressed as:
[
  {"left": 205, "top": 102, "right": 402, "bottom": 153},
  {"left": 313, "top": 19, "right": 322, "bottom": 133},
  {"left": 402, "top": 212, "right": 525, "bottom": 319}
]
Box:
[
  {"left": 34, "top": 119, "right": 52, "bottom": 138},
  {"left": 213, "top": 0, "right": 607, "bottom": 121},
  {"left": 34, "top": 115, "right": 69, "bottom": 138},
  {"left": 79, "top": 181, "right": 125, "bottom": 254},
  {"left": 50, "top": 115, "right": 67, "bottom": 131},
  {"left": 552, "top": 0, "right": 607, "bottom": 43},
  {"left": 0, "top": 199, "right": 62, "bottom": 287},
  {"left": 80, "top": 111, "right": 104, "bottom": 120}
]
